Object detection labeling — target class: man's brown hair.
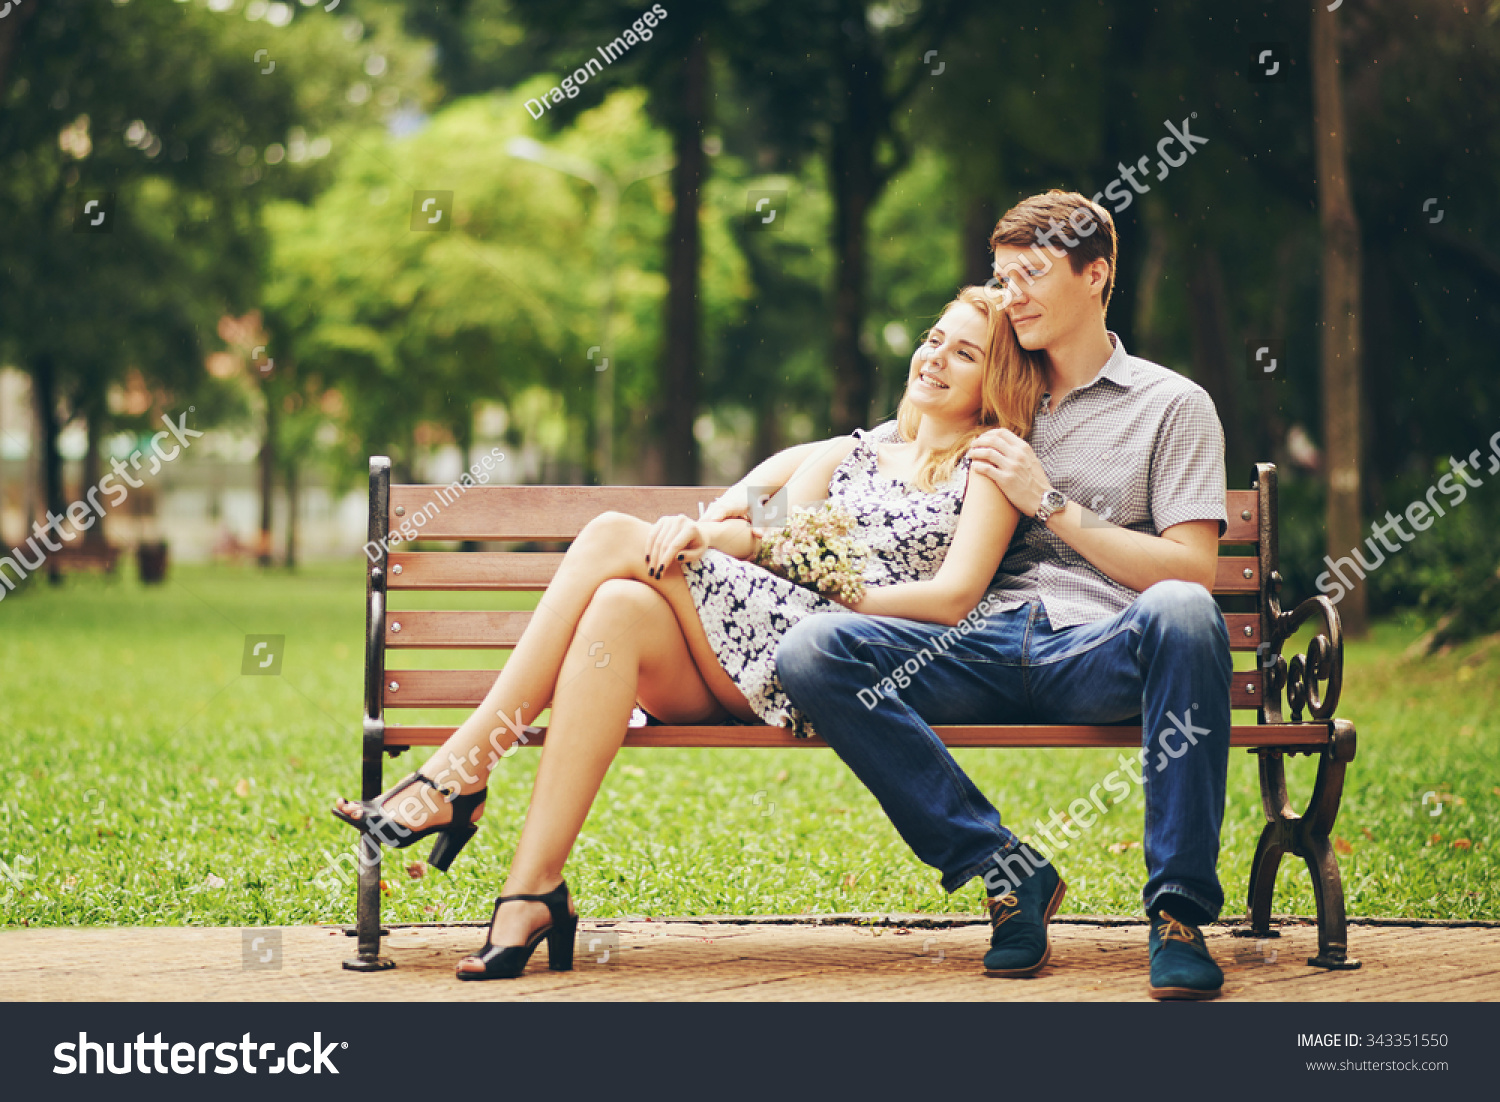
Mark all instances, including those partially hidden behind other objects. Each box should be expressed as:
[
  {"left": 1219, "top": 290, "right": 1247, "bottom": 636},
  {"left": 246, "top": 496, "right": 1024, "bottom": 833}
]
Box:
[{"left": 988, "top": 189, "right": 1118, "bottom": 315}]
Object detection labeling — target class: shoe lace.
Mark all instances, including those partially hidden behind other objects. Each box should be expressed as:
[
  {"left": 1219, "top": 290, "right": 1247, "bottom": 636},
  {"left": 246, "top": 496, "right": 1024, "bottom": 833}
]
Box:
[
  {"left": 1159, "top": 914, "right": 1198, "bottom": 945},
  {"left": 987, "top": 892, "right": 1020, "bottom": 928}
]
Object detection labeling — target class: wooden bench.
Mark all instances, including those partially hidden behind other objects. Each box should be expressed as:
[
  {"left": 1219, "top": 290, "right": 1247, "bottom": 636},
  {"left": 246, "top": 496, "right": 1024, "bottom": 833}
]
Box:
[
  {"left": 345, "top": 457, "right": 1359, "bottom": 974},
  {"left": 47, "top": 543, "right": 122, "bottom": 578}
]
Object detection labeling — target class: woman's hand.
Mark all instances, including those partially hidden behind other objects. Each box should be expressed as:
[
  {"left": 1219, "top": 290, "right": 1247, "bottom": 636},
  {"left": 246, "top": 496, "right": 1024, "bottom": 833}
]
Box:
[{"left": 644, "top": 514, "right": 711, "bottom": 579}]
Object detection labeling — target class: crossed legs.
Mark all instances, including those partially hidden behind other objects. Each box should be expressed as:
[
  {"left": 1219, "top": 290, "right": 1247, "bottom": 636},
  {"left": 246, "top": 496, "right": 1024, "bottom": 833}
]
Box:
[{"left": 334, "top": 512, "right": 755, "bottom": 960}]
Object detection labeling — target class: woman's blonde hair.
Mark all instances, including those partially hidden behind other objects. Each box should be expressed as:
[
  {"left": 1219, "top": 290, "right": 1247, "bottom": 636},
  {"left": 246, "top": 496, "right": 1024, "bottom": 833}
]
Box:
[{"left": 895, "top": 285, "right": 1045, "bottom": 491}]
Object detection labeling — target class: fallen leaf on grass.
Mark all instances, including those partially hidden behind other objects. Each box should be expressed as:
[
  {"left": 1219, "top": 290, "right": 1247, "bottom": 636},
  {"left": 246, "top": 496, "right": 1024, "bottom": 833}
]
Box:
[
  {"left": 774, "top": 769, "right": 789, "bottom": 783},
  {"left": 1108, "top": 841, "right": 1140, "bottom": 854},
  {"left": 406, "top": 862, "right": 425, "bottom": 879},
  {"left": 1360, "top": 827, "right": 1374, "bottom": 841},
  {"left": 1427, "top": 833, "right": 1442, "bottom": 847},
  {"left": 234, "top": 778, "right": 251, "bottom": 798},
  {"left": 1452, "top": 839, "right": 1472, "bottom": 850},
  {"left": 379, "top": 880, "right": 391, "bottom": 894},
  {"left": 842, "top": 872, "right": 860, "bottom": 889},
  {"left": 204, "top": 873, "right": 226, "bottom": 889},
  {"left": 1334, "top": 837, "right": 1353, "bottom": 855}
]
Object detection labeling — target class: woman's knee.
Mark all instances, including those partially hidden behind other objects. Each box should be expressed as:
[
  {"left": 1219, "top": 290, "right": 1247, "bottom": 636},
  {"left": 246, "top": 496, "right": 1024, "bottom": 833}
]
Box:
[
  {"left": 564, "top": 511, "right": 649, "bottom": 575},
  {"left": 578, "top": 577, "right": 660, "bottom": 634},
  {"left": 575, "top": 510, "right": 647, "bottom": 551}
]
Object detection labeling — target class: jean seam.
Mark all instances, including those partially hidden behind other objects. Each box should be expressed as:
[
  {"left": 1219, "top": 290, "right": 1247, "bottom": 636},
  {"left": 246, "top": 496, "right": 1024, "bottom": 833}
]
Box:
[
  {"left": 1028, "top": 618, "right": 1141, "bottom": 669},
  {"left": 849, "top": 633, "right": 1025, "bottom": 670}
]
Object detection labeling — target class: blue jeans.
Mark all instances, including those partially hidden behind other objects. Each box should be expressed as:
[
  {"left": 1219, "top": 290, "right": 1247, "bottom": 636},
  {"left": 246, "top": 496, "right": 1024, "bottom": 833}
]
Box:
[{"left": 776, "top": 580, "right": 1232, "bottom": 921}]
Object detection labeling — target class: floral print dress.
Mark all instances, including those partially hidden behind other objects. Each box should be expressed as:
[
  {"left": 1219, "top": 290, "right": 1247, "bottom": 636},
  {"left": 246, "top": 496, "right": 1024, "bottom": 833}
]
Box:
[{"left": 681, "top": 427, "right": 972, "bottom": 737}]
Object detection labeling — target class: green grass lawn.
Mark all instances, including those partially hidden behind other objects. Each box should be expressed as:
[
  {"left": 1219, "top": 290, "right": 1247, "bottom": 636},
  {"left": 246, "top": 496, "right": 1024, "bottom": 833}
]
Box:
[{"left": 0, "top": 561, "right": 1495, "bottom": 928}]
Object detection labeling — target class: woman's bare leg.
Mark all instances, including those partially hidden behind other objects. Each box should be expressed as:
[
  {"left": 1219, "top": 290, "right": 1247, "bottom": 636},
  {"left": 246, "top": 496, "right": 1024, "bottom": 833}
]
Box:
[
  {"left": 335, "top": 512, "right": 754, "bottom": 831},
  {"left": 457, "top": 578, "right": 731, "bottom": 968}
]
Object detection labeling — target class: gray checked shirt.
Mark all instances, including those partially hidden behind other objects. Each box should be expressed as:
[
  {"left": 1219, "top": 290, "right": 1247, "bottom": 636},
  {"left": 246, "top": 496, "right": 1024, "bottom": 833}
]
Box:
[{"left": 873, "top": 332, "right": 1227, "bottom": 628}]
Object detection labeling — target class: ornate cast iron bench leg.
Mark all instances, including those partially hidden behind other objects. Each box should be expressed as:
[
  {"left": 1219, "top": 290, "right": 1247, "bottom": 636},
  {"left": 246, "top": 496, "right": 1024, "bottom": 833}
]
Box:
[{"left": 1245, "top": 720, "right": 1361, "bottom": 970}]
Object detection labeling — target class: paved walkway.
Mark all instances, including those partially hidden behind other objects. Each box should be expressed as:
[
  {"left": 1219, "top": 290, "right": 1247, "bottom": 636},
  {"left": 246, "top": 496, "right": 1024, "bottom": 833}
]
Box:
[{"left": 2, "top": 917, "right": 1496, "bottom": 1001}]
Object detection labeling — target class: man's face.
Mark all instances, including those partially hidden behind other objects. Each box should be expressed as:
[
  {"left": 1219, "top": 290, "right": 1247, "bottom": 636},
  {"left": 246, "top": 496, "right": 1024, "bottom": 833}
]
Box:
[{"left": 992, "top": 244, "right": 1105, "bottom": 353}]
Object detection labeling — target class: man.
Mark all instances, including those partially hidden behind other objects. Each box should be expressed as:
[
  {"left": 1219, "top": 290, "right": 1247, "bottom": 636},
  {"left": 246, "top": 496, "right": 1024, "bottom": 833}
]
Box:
[{"left": 719, "top": 190, "right": 1231, "bottom": 999}]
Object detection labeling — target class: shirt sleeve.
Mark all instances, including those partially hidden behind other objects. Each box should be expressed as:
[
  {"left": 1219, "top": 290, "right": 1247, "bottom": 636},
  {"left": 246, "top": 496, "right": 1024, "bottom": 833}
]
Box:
[
  {"left": 865, "top": 419, "right": 902, "bottom": 444},
  {"left": 1149, "top": 388, "right": 1228, "bottom": 536}
]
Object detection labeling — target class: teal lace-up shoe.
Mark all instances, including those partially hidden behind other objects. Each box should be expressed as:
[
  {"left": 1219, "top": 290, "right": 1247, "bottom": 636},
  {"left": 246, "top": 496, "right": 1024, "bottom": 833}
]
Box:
[{"left": 1148, "top": 910, "right": 1224, "bottom": 1000}]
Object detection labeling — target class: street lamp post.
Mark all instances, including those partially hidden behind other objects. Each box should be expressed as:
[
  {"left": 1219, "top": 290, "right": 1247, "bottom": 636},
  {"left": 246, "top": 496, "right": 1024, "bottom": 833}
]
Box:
[{"left": 506, "top": 138, "right": 672, "bottom": 483}]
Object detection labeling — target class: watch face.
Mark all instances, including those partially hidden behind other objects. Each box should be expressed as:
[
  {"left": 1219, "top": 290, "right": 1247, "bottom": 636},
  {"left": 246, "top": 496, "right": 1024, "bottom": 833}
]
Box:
[{"left": 1042, "top": 490, "right": 1066, "bottom": 511}]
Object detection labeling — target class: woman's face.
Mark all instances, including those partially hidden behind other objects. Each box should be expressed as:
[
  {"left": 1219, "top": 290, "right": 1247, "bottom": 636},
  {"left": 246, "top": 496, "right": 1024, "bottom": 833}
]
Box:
[{"left": 905, "top": 301, "right": 988, "bottom": 423}]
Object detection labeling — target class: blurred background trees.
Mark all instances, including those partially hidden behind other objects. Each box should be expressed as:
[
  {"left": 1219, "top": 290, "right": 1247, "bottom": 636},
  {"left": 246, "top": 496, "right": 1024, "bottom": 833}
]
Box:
[{"left": 0, "top": 0, "right": 1497, "bottom": 643}]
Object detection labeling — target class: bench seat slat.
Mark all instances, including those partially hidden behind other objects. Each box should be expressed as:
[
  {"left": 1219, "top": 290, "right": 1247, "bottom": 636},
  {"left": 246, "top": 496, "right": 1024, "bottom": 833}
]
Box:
[
  {"left": 382, "top": 667, "right": 1270, "bottom": 710},
  {"left": 385, "top": 486, "right": 1261, "bottom": 543},
  {"left": 381, "top": 722, "right": 1328, "bottom": 749},
  {"left": 384, "top": 609, "right": 1265, "bottom": 650}
]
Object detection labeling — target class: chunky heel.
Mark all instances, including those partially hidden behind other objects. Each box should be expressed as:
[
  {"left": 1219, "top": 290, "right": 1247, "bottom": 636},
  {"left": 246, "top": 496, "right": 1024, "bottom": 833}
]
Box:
[
  {"left": 427, "top": 822, "right": 478, "bottom": 872},
  {"left": 332, "top": 774, "right": 486, "bottom": 873},
  {"left": 457, "top": 880, "right": 576, "bottom": 981},
  {"left": 547, "top": 913, "right": 579, "bottom": 971}
]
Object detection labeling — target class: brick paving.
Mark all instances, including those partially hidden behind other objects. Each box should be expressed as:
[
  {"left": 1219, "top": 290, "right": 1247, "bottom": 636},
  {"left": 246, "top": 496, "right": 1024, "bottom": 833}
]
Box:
[{"left": 1, "top": 917, "right": 1496, "bottom": 1002}]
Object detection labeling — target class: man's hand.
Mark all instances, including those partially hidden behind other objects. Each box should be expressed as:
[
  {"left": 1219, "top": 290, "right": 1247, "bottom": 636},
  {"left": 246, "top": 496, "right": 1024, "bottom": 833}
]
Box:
[{"left": 968, "top": 428, "right": 1053, "bottom": 516}]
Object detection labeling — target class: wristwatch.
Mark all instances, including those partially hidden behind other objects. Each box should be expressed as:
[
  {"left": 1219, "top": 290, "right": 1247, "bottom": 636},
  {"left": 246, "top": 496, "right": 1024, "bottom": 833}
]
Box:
[{"left": 1035, "top": 488, "right": 1067, "bottom": 525}]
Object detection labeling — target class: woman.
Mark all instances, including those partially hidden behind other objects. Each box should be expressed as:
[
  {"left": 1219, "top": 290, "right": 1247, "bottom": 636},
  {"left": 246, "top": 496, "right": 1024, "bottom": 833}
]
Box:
[{"left": 333, "top": 285, "right": 1044, "bottom": 979}]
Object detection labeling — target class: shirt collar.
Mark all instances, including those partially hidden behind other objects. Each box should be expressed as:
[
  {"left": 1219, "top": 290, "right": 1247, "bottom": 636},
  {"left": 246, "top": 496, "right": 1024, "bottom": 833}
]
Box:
[
  {"left": 1038, "top": 332, "right": 1133, "bottom": 409},
  {"left": 1093, "top": 331, "right": 1134, "bottom": 389}
]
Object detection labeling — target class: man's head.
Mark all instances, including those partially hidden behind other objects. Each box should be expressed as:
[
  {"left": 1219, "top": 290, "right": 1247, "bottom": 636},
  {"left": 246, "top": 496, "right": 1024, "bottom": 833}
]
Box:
[{"left": 989, "top": 190, "right": 1116, "bottom": 352}]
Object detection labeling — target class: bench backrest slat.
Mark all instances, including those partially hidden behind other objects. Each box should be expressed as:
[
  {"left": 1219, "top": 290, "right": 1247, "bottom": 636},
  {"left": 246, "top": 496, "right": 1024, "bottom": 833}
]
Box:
[{"left": 385, "top": 485, "right": 1262, "bottom": 544}]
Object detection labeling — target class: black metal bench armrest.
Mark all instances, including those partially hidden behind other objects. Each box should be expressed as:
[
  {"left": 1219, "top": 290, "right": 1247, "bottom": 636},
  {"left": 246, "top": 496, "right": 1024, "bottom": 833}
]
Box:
[{"left": 1268, "top": 593, "right": 1343, "bottom": 722}]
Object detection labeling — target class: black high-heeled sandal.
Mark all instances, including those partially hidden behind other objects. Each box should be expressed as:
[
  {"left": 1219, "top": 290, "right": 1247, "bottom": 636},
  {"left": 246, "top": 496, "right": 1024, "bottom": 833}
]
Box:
[
  {"left": 456, "top": 881, "right": 577, "bottom": 980},
  {"left": 331, "top": 773, "right": 486, "bottom": 873}
]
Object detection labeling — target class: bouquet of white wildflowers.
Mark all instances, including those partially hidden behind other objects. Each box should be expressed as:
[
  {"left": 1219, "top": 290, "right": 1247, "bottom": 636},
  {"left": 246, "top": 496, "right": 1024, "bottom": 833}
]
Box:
[{"left": 753, "top": 501, "right": 870, "bottom": 605}]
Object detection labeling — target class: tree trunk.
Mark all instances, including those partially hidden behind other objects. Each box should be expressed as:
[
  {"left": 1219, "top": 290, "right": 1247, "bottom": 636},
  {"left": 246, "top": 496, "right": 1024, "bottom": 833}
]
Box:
[
  {"left": 81, "top": 387, "right": 108, "bottom": 549},
  {"left": 961, "top": 192, "right": 999, "bottom": 287},
  {"left": 658, "top": 31, "right": 708, "bottom": 484},
  {"left": 1313, "top": 6, "right": 1368, "bottom": 635},
  {"left": 1185, "top": 245, "right": 1248, "bottom": 478},
  {"left": 258, "top": 391, "right": 277, "bottom": 568},
  {"left": 31, "top": 354, "right": 65, "bottom": 584},
  {"left": 0, "top": 0, "right": 37, "bottom": 102},
  {"left": 828, "top": 35, "right": 881, "bottom": 435},
  {"left": 283, "top": 461, "right": 298, "bottom": 570}
]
